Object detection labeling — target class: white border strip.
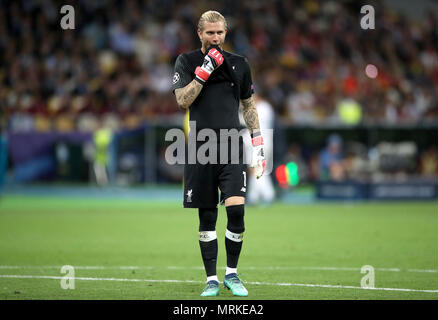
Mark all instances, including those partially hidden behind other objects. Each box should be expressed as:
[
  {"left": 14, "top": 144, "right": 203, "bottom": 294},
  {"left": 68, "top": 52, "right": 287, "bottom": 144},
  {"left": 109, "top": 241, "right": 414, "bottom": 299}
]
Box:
[{"left": 0, "top": 274, "right": 437, "bottom": 293}]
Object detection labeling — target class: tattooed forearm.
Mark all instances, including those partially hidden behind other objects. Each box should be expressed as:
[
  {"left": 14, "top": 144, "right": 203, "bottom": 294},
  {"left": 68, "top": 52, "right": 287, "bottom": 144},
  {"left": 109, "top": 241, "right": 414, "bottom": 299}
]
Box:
[
  {"left": 241, "top": 96, "right": 260, "bottom": 135},
  {"left": 175, "top": 80, "right": 203, "bottom": 109}
]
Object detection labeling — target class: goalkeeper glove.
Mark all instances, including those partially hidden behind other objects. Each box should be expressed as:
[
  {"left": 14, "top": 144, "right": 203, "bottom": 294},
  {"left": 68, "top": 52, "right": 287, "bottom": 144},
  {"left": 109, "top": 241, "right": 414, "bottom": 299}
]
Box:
[
  {"left": 250, "top": 131, "right": 266, "bottom": 179},
  {"left": 195, "top": 46, "right": 224, "bottom": 83}
]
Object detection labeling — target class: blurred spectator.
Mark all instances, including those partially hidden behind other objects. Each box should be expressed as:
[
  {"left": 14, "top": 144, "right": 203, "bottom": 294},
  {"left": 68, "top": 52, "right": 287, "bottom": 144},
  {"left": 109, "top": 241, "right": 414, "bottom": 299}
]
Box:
[
  {"left": 337, "top": 98, "right": 362, "bottom": 125},
  {"left": 420, "top": 146, "right": 438, "bottom": 177},
  {"left": 241, "top": 93, "right": 276, "bottom": 205},
  {"left": 286, "top": 82, "right": 318, "bottom": 124},
  {"left": 92, "top": 124, "right": 113, "bottom": 186},
  {"left": 318, "top": 134, "right": 346, "bottom": 181}
]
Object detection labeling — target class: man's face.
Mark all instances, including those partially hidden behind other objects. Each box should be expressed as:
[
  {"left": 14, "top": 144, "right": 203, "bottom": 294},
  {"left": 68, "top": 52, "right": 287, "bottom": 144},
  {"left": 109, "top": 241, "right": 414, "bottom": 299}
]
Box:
[{"left": 198, "top": 21, "right": 227, "bottom": 51}]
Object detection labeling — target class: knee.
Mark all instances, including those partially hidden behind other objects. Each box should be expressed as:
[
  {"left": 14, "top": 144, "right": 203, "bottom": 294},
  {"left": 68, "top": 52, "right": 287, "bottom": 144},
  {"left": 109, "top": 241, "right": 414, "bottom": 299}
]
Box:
[
  {"left": 198, "top": 207, "right": 218, "bottom": 231},
  {"left": 224, "top": 196, "right": 244, "bottom": 206}
]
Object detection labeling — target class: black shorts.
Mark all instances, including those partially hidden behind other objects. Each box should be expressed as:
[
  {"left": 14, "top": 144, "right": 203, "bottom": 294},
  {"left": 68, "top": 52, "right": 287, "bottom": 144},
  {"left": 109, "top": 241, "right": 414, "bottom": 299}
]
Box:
[{"left": 183, "top": 136, "right": 247, "bottom": 208}]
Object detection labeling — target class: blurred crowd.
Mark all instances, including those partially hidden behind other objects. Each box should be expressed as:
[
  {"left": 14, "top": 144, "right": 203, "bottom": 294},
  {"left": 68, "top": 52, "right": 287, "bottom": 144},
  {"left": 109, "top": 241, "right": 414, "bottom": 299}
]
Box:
[
  {"left": 280, "top": 135, "right": 438, "bottom": 183},
  {"left": 1, "top": 0, "right": 438, "bottom": 133}
]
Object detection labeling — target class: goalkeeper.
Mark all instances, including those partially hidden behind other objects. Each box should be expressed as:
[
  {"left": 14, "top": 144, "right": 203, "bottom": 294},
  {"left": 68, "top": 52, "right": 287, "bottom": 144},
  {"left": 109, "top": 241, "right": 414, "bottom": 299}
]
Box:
[{"left": 172, "top": 11, "right": 265, "bottom": 297}]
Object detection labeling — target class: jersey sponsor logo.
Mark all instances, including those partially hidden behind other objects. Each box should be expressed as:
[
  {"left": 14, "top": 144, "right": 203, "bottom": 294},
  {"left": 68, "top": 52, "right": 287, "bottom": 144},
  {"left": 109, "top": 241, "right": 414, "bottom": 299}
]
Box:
[
  {"left": 173, "top": 72, "right": 180, "bottom": 84},
  {"left": 186, "top": 189, "right": 193, "bottom": 202}
]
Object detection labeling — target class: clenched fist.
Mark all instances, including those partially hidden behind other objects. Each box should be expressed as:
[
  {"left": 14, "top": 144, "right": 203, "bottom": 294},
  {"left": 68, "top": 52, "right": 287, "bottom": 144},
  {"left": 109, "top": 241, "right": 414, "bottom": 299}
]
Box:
[{"left": 194, "top": 46, "right": 224, "bottom": 83}]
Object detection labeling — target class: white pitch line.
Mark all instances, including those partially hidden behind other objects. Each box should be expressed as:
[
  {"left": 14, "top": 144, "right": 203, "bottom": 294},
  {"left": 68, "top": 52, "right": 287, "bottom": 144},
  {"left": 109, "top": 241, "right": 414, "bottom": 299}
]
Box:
[
  {"left": 0, "top": 274, "right": 437, "bottom": 294},
  {"left": 0, "top": 274, "right": 199, "bottom": 284},
  {"left": 0, "top": 265, "right": 436, "bottom": 273},
  {"left": 406, "top": 269, "right": 438, "bottom": 273},
  {"left": 0, "top": 266, "right": 154, "bottom": 270}
]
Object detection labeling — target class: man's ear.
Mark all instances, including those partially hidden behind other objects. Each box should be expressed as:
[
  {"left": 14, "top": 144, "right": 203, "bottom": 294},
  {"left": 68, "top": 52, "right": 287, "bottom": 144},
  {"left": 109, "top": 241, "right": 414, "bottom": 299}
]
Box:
[{"left": 197, "top": 29, "right": 202, "bottom": 41}]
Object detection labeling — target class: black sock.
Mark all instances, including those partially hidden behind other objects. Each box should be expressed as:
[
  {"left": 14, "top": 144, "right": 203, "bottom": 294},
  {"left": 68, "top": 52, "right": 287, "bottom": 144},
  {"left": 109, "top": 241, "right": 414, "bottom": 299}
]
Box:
[
  {"left": 225, "top": 237, "right": 242, "bottom": 269},
  {"left": 199, "top": 238, "right": 218, "bottom": 277},
  {"left": 198, "top": 208, "right": 218, "bottom": 277},
  {"left": 225, "top": 204, "right": 245, "bottom": 269}
]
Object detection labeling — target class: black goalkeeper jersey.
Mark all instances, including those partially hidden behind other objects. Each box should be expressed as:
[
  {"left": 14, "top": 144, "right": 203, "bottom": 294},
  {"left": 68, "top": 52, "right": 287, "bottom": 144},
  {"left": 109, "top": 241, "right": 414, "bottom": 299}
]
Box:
[{"left": 172, "top": 49, "right": 254, "bottom": 131}]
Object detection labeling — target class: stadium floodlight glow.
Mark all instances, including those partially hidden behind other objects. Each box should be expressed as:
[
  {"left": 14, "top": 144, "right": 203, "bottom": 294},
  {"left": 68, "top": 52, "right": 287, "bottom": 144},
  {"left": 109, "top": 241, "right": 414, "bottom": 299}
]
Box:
[{"left": 275, "top": 162, "right": 300, "bottom": 188}]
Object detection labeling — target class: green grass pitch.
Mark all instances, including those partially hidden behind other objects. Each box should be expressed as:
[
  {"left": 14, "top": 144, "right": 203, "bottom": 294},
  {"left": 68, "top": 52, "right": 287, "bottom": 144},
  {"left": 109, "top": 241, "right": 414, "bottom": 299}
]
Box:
[{"left": 0, "top": 195, "right": 437, "bottom": 300}]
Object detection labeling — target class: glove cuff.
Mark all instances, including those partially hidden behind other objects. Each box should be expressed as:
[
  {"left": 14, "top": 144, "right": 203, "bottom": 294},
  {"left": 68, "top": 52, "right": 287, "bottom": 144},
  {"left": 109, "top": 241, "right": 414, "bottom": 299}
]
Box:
[
  {"left": 195, "top": 66, "right": 210, "bottom": 83},
  {"left": 251, "top": 131, "right": 264, "bottom": 147}
]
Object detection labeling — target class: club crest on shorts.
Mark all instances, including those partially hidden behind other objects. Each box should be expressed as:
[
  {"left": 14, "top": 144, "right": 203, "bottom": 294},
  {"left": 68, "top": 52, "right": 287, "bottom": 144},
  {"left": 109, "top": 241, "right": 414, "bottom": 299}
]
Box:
[{"left": 186, "top": 189, "right": 193, "bottom": 202}]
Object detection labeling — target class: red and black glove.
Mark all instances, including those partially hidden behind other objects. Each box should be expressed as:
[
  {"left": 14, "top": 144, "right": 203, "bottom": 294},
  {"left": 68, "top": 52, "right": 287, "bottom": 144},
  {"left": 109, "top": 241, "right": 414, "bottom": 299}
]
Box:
[
  {"left": 250, "top": 131, "right": 266, "bottom": 179},
  {"left": 195, "top": 46, "right": 224, "bottom": 83}
]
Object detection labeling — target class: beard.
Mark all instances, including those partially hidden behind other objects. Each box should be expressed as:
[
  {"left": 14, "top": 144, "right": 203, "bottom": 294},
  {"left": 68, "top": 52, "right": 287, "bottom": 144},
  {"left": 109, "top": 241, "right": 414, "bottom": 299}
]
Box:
[{"left": 201, "top": 39, "right": 224, "bottom": 51}]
